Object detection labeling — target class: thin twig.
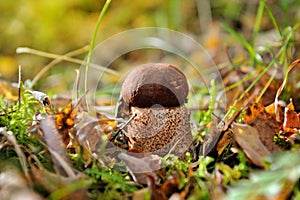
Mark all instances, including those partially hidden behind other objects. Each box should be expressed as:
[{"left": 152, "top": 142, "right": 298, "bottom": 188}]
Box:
[
  {"left": 0, "top": 128, "right": 31, "bottom": 183},
  {"left": 74, "top": 69, "right": 80, "bottom": 101},
  {"left": 29, "top": 45, "right": 89, "bottom": 88},
  {"left": 16, "top": 47, "right": 120, "bottom": 77}
]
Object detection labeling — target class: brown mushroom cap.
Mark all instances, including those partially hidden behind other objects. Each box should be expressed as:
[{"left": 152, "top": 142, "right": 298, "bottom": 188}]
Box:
[{"left": 121, "top": 63, "right": 189, "bottom": 108}]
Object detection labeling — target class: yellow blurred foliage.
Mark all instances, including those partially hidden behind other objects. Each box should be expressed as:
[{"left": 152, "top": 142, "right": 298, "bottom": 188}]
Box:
[{"left": 0, "top": 56, "right": 17, "bottom": 78}]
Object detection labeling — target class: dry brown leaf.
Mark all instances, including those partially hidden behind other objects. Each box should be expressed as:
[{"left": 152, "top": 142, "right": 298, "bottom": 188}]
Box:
[
  {"left": 30, "top": 164, "right": 90, "bottom": 200},
  {"left": 274, "top": 59, "right": 300, "bottom": 121},
  {"left": 40, "top": 116, "right": 74, "bottom": 177},
  {"left": 76, "top": 120, "right": 103, "bottom": 155},
  {"left": 243, "top": 101, "right": 281, "bottom": 152},
  {"left": 222, "top": 68, "right": 249, "bottom": 109},
  {"left": 216, "top": 130, "right": 232, "bottom": 156},
  {"left": 76, "top": 116, "right": 118, "bottom": 155},
  {"left": 283, "top": 108, "right": 300, "bottom": 130},
  {"left": 265, "top": 102, "right": 285, "bottom": 122},
  {"left": 146, "top": 174, "right": 168, "bottom": 200},
  {"left": 53, "top": 98, "right": 83, "bottom": 146},
  {"left": 50, "top": 96, "right": 72, "bottom": 108},
  {"left": 242, "top": 101, "right": 265, "bottom": 122},
  {"left": 31, "top": 92, "right": 86, "bottom": 147},
  {"left": 280, "top": 99, "right": 300, "bottom": 139},
  {"left": 161, "top": 173, "right": 182, "bottom": 197},
  {"left": 265, "top": 98, "right": 300, "bottom": 140},
  {"left": 232, "top": 123, "right": 270, "bottom": 167},
  {"left": 199, "top": 121, "right": 223, "bottom": 156},
  {"left": 118, "top": 152, "right": 161, "bottom": 185}
]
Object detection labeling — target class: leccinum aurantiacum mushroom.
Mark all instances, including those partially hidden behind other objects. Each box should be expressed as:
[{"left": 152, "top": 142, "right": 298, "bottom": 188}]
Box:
[{"left": 119, "top": 63, "right": 193, "bottom": 157}]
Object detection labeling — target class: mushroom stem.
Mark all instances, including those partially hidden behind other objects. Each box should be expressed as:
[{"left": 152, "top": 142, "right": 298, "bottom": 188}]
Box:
[{"left": 128, "top": 105, "right": 193, "bottom": 157}]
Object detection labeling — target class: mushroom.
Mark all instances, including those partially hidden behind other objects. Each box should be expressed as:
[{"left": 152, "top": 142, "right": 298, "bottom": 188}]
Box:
[{"left": 118, "top": 63, "right": 193, "bottom": 157}]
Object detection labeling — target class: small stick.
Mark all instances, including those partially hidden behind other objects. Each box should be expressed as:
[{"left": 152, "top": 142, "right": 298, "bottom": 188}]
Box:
[
  {"left": 74, "top": 69, "right": 80, "bottom": 101},
  {"left": 16, "top": 47, "right": 120, "bottom": 77},
  {"left": 111, "top": 114, "right": 137, "bottom": 141},
  {"left": 29, "top": 45, "right": 89, "bottom": 88}
]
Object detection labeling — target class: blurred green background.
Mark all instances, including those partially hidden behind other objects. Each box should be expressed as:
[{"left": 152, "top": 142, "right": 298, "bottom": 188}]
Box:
[{"left": 1, "top": 0, "right": 300, "bottom": 93}]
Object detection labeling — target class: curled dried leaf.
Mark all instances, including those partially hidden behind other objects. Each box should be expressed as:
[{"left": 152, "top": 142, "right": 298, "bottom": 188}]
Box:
[{"left": 275, "top": 59, "right": 300, "bottom": 121}]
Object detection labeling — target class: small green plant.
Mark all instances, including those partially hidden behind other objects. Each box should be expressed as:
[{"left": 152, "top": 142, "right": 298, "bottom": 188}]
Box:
[
  {"left": 86, "top": 165, "right": 138, "bottom": 200},
  {"left": 0, "top": 86, "right": 42, "bottom": 148}
]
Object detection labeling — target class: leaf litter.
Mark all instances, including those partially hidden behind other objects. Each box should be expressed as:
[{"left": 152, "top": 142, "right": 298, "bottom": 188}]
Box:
[
  {"left": 2, "top": 3, "right": 300, "bottom": 200},
  {"left": 1, "top": 48, "right": 300, "bottom": 200}
]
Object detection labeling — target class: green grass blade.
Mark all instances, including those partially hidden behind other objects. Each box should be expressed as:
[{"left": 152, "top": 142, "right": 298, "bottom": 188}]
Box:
[
  {"left": 253, "top": 0, "right": 265, "bottom": 44},
  {"left": 261, "top": 0, "right": 282, "bottom": 37},
  {"left": 85, "top": 0, "right": 112, "bottom": 94},
  {"left": 221, "top": 23, "right": 263, "bottom": 66}
]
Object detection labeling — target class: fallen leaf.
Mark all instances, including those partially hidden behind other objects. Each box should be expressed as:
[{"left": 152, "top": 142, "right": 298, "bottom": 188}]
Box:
[
  {"left": 40, "top": 116, "right": 75, "bottom": 177},
  {"left": 232, "top": 123, "right": 270, "bottom": 167},
  {"left": 274, "top": 59, "right": 300, "bottom": 121},
  {"left": 281, "top": 99, "right": 300, "bottom": 133},
  {"left": 199, "top": 121, "right": 223, "bottom": 157},
  {"left": 216, "top": 130, "right": 232, "bottom": 156},
  {"left": 30, "top": 164, "right": 91, "bottom": 200},
  {"left": 283, "top": 107, "right": 300, "bottom": 130},
  {"left": 146, "top": 174, "right": 168, "bottom": 200},
  {"left": 52, "top": 95, "right": 85, "bottom": 146},
  {"left": 161, "top": 175, "right": 180, "bottom": 196},
  {"left": 118, "top": 152, "right": 161, "bottom": 185},
  {"left": 265, "top": 101, "right": 285, "bottom": 122},
  {"left": 76, "top": 120, "right": 103, "bottom": 155},
  {"left": 242, "top": 101, "right": 281, "bottom": 152}
]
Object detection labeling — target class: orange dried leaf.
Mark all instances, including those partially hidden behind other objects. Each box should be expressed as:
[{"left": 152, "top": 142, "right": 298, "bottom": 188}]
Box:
[
  {"left": 49, "top": 96, "right": 85, "bottom": 146},
  {"left": 243, "top": 102, "right": 265, "bottom": 123},
  {"left": 287, "top": 99, "right": 295, "bottom": 111},
  {"left": 242, "top": 101, "right": 281, "bottom": 152},
  {"left": 283, "top": 108, "right": 300, "bottom": 129},
  {"left": 265, "top": 102, "right": 284, "bottom": 122},
  {"left": 265, "top": 103, "right": 275, "bottom": 115},
  {"left": 54, "top": 113, "right": 65, "bottom": 130},
  {"left": 216, "top": 130, "right": 232, "bottom": 156}
]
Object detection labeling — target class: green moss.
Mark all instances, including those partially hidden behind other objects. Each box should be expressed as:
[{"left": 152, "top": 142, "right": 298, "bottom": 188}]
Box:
[{"left": 0, "top": 87, "right": 42, "bottom": 147}]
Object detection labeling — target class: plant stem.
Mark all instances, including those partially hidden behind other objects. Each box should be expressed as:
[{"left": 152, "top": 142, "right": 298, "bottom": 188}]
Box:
[{"left": 85, "top": 0, "right": 112, "bottom": 94}]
